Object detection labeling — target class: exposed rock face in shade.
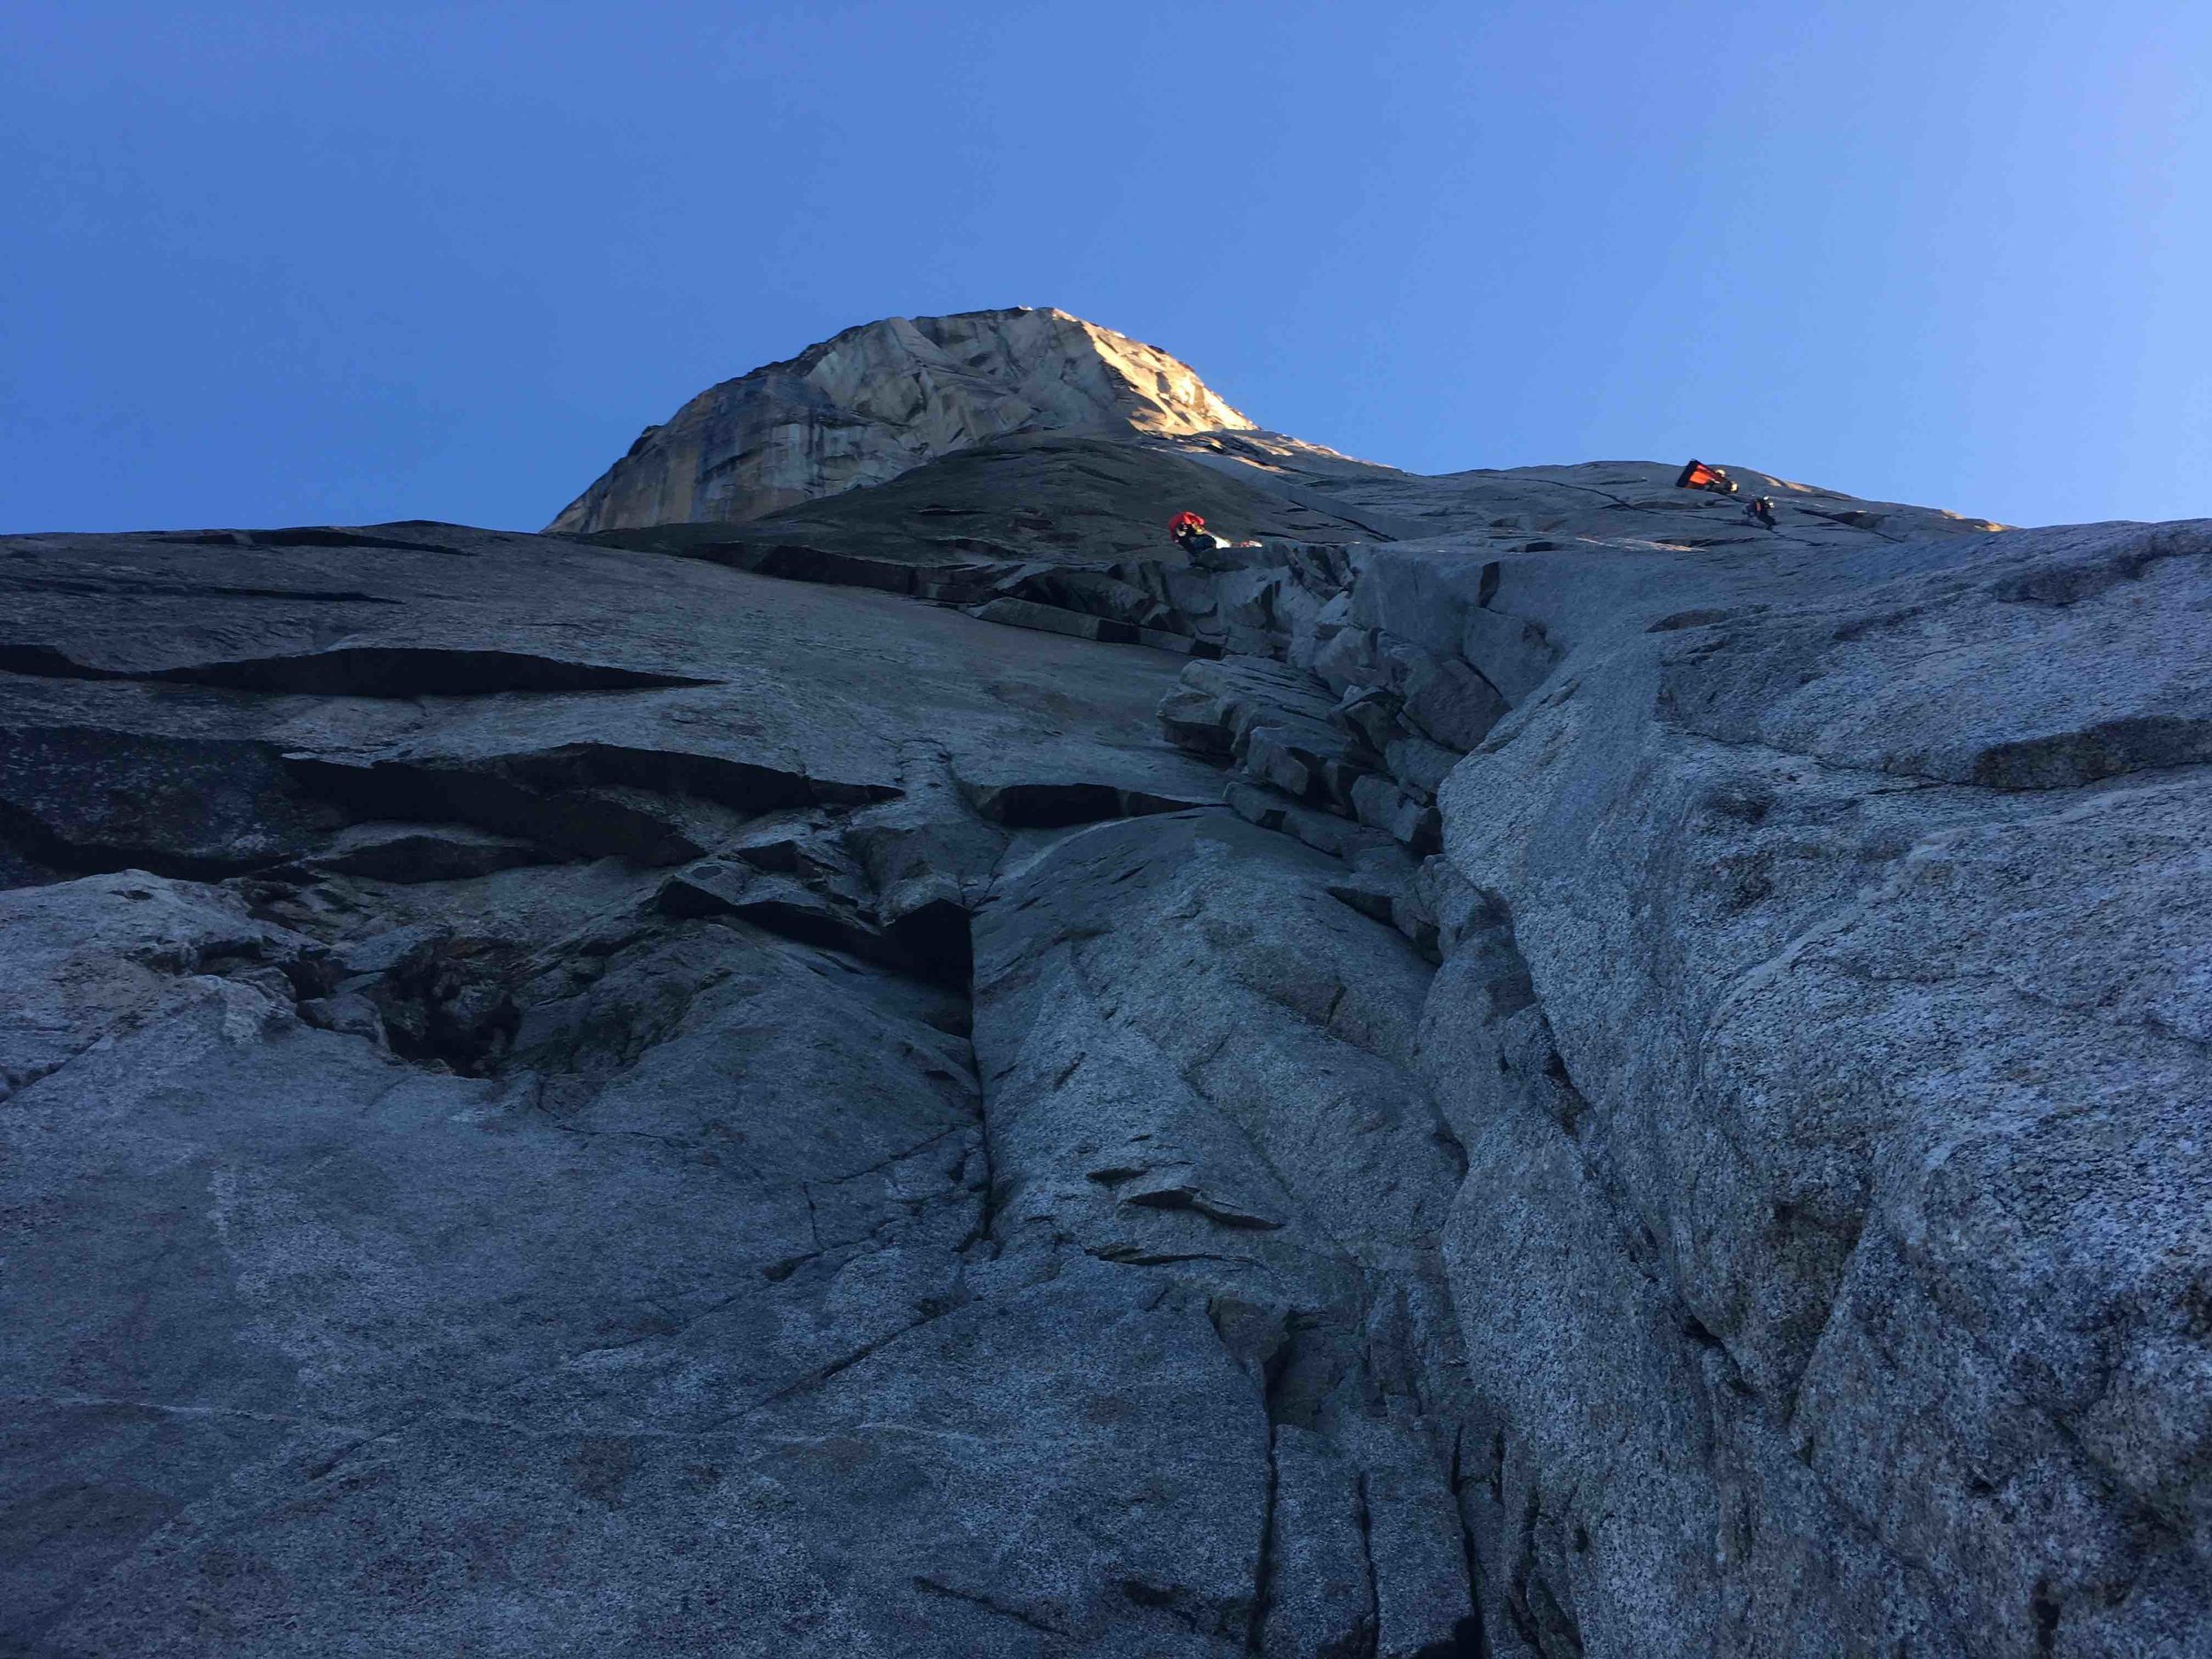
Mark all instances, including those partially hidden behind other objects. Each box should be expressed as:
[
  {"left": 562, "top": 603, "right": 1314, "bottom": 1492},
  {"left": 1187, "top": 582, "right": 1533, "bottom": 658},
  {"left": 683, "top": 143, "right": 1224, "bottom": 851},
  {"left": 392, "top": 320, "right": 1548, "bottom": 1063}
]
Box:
[
  {"left": 548, "top": 306, "right": 1257, "bottom": 533},
  {"left": 3, "top": 312, "right": 2206, "bottom": 1659}
]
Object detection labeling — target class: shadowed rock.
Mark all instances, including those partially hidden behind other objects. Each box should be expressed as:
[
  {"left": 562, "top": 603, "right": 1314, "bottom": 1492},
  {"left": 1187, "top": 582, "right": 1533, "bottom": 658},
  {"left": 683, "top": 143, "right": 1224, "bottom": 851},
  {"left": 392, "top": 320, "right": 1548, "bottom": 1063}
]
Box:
[{"left": 3, "top": 641, "right": 718, "bottom": 696}]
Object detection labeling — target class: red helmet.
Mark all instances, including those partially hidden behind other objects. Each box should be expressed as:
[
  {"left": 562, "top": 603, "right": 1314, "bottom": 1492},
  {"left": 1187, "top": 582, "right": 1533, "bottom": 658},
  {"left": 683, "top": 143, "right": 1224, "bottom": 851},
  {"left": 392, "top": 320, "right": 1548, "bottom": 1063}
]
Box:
[{"left": 1169, "top": 511, "right": 1205, "bottom": 536}]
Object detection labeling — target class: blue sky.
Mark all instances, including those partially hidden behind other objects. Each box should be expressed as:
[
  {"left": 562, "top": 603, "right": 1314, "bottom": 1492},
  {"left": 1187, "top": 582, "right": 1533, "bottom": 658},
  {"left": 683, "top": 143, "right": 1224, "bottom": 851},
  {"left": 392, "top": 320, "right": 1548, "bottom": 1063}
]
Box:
[{"left": 3, "top": 1, "right": 2205, "bottom": 533}]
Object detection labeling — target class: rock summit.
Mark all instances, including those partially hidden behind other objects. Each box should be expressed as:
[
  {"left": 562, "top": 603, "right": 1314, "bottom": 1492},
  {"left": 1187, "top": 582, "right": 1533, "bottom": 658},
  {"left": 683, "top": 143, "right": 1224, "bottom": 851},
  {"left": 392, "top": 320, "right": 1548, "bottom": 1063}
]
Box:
[{"left": 549, "top": 306, "right": 1256, "bottom": 533}]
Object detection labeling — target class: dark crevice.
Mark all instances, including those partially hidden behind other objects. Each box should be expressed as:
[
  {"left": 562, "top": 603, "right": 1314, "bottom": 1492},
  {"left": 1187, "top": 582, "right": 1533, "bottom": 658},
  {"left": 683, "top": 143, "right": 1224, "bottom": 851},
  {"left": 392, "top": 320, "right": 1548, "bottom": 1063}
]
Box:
[
  {"left": 962, "top": 780, "right": 1215, "bottom": 829},
  {"left": 704, "top": 541, "right": 975, "bottom": 595},
  {"left": 1355, "top": 1472, "right": 1381, "bottom": 1659},
  {"left": 0, "top": 795, "right": 288, "bottom": 885},
  {"left": 671, "top": 883, "right": 897, "bottom": 976},
  {"left": 0, "top": 643, "right": 136, "bottom": 682},
  {"left": 716, "top": 1297, "right": 972, "bottom": 1425},
  {"left": 911, "top": 1575, "right": 1071, "bottom": 1640},
  {"left": 1505, "top": 1487, "right": 1585, "bottom": 1658},
  {"left": 1432, "top": 1114, "right": 1471, "bottom": 1184},
  {"left": 349, "top": 933, "right": 525, "bottom": 1076},
  {"left": 0, "top": 641, "right": 717, "bottom": 697},
  {"left": 0, "top": 727, "right": 338, "bottom": 882},
  {"left": 159, "top": 647, "right": 718, "bottom": 698},
  {"left": 143, "top": 525, "right": 474, "bottom": 555},
  {"left": 886, "top": 896, "right": 976, "bottom": 988},
  {"left": 1445, "top": 1426, "right": 1496, "bottom": 1659},
  {"left": 1248, "top": 1433, "right": 1283, "bottom": 1655},
  {"left": 1795, "top": 507, "right": 1907, "bottom": 542},
  {"left": 287, "top": 745, "right": 899, "bottom": 869},
  {"left": 661, "top": 870, "right": 973, "bottom": 1000},
  {"left": 295, "top": 741, "right": 895, "bottom": 818},
  {"left": 1410, "top": 1619, "right": 1490, "bottom": 1659},
  {"left": 1, "top": 575, "right": 399, "bottom": 603},
  {"left": 1119, "top": 1184, "right": 1284, "bottom": 1230},
  {"left": 958, "top": 909, "right": 998, "bottom": 1254},
  {"left": 1087, "top": 1245, "right": 1261, "bottom": 1268},
  {"left": 291, "top": 754, "right": 703, "bottom": 866},
  {"left": 1118, "top": 1576, "right": 1213, "bottom": 1637},
  {"left": 2031, "top": 1579, "right": 2062, "bottom": 1655}
]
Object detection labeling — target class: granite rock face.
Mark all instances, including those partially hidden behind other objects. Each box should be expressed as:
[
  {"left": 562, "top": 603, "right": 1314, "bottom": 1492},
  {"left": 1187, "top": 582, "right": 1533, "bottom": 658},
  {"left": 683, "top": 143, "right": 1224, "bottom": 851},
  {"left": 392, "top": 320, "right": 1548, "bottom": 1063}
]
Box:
[
  {"left": 549, "top": 307, "right": 1256, "bottom": 534},
  {"left": 3, "top": 314, "right": 2207, "bottom": 1658}
]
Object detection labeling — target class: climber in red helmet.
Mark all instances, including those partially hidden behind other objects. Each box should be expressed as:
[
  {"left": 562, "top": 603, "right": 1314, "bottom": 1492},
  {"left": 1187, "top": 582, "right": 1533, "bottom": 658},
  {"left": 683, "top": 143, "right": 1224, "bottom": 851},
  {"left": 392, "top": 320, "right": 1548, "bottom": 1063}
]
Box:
[{"left": 1169, "top": 511, "right": 1210, "bottom": 555}]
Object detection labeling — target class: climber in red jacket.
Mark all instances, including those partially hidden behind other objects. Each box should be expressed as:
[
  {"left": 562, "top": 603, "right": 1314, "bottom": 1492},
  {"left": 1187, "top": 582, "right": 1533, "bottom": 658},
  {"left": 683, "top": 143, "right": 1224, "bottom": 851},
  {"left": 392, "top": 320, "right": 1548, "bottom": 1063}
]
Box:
[{"left": 1169, "top": 511, "right": 1212, "bottom": 554}]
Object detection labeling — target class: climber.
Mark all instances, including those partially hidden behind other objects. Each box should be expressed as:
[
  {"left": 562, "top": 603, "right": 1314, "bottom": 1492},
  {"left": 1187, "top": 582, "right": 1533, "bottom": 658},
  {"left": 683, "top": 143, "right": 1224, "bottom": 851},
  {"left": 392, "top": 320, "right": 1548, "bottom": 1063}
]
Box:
[
  {"left": 1746, "top": 495, "right": 1778, "bottom": 530},
  {"left": 1169, "top": 511, "right": 1217, "bottom": 555},
  {"left": 1675, "top": 459, "right": 1740, "bottom": 495}
]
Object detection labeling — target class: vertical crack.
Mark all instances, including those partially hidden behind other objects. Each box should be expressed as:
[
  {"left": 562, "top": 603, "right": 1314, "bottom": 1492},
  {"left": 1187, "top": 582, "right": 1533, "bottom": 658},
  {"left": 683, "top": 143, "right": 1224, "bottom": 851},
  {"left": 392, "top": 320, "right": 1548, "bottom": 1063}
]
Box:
[
  {"left": 1448, "top": 1424, "right": 1495, "bottom": 1659},
  {"left": 1355, "top": 1470, "right": 1381, "bottom": 1659},
  {"left": 958, "top": 910, "right": 997, "bottom": 1252},
  {"left": 1246, "top": 1425, "right": 1279, "bottom": 1652}
]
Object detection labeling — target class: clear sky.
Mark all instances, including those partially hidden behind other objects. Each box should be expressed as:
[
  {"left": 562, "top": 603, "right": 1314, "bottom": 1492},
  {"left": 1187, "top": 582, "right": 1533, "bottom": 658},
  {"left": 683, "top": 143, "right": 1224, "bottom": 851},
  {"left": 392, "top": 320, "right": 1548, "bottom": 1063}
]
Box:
[{"left": 3, "top": 1, "right": 2205, "bottom": 534}]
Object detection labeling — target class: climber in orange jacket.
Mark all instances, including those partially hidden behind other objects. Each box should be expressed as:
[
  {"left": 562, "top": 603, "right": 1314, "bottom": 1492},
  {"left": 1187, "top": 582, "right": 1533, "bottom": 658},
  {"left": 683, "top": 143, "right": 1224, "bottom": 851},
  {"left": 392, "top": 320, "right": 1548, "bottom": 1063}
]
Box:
[{"left": 1675, "top": 459, "right": 1740, "bottom": 495}]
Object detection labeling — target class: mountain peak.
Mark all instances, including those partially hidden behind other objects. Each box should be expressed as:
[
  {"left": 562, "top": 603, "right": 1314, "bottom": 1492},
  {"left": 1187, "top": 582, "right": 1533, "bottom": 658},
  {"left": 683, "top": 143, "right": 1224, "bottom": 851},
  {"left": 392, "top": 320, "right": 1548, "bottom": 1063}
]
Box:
[{"left": 549, "top": 308, "right": 1254, "bottom": 533}]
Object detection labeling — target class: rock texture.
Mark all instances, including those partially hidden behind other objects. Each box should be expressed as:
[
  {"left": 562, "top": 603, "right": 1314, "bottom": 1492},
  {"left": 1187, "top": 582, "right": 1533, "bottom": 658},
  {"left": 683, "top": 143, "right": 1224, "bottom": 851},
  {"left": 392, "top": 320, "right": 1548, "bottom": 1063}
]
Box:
[
  {"left": 3, "top": 313, "right": 2207, "bottom": 1658},
  {"left": 549, "top": 308, "right": 1256, "bottom": 533}
]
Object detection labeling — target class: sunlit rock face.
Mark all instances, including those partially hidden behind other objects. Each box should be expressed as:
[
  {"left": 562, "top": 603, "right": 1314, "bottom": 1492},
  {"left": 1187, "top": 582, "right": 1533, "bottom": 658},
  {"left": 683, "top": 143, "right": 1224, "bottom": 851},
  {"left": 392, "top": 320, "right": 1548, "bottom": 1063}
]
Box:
[
  {"left": 4, "top": 310, "right": 2207, "bottom": 1659},
  {"left": 548, "top": 306, "right": 1256, "bottom": 532}
]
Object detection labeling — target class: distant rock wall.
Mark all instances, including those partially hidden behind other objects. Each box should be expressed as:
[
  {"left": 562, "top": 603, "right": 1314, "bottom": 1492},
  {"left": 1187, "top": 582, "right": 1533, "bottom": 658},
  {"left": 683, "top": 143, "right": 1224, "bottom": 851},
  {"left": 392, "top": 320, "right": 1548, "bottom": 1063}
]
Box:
[{"left": 548, "top": 307, "right": 1255, "bottom": 533}]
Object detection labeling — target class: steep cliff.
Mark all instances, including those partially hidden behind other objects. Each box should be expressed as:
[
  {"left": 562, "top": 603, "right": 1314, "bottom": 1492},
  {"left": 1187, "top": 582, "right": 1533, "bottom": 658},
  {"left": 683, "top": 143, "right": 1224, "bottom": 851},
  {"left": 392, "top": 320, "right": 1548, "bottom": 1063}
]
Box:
[{"left": 2, "top": 314, "right": 2204, "bottom": 1659}]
